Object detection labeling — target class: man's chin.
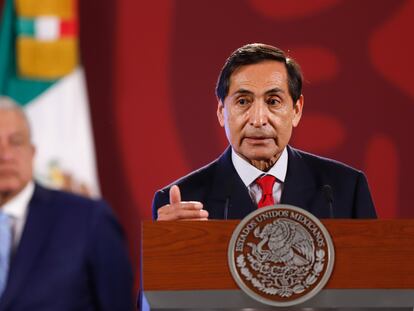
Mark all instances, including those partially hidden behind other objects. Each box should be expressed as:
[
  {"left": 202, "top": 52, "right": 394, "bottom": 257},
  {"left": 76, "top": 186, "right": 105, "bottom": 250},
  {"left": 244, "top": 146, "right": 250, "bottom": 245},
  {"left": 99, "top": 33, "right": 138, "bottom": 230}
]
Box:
[
  {"left": 243, "top": 148, "right": 279, "bottom": 161},
  {"left": 237, "top": 148, "right": 281, "bottom": 167},
  {"left": 0, "top": 181, "right": 21, "bottom": 195}
]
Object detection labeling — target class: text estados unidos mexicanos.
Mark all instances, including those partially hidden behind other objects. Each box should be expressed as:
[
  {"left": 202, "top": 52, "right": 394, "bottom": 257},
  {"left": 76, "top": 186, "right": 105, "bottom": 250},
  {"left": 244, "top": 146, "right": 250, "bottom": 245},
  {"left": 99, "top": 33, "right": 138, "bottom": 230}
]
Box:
[{"left": 235, "top": 209, "right": 325, "bottom": 252}]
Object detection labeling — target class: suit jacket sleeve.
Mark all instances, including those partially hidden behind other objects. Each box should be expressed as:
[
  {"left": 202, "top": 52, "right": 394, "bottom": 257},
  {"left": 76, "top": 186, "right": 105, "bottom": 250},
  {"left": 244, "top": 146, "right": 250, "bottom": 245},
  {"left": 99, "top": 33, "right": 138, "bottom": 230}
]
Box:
[
  {"left": 86, "top": 200, "right": 134, "bottom": 310},
  {"left": 354, "top": 172, "right": 377, "bottom": 218},
  {"left": 152, "top": 189, "right": 169, "bottom": 220}
]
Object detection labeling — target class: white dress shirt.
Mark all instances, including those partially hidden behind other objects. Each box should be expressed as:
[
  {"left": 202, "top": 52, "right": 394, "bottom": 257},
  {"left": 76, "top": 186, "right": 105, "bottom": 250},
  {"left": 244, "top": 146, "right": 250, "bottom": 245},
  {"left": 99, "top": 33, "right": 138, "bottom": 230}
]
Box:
[
  {"left": 231, "top": 148, "right": 288, "bottom": 205},
  {"left": 1, "top": 181, "right": 35, "bottom": 251}
]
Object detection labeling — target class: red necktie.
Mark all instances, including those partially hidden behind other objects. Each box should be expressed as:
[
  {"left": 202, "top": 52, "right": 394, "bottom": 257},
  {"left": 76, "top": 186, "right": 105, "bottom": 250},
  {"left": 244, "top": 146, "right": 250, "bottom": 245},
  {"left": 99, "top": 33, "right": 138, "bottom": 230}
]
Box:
[{"left": 256, "top": 175, "right": 276, "bottom": 208}]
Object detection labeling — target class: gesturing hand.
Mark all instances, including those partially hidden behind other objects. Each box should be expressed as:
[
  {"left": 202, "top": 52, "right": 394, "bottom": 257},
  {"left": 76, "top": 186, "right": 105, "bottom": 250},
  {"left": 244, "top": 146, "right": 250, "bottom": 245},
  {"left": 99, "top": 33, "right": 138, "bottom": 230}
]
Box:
[{"left": 157, "top": 185, "right": 209, "bottom": 221}]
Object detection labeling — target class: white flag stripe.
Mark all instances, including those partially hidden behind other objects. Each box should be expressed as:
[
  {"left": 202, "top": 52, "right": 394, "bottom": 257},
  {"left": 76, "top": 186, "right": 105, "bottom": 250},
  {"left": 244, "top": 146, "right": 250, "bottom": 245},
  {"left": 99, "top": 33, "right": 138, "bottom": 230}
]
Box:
[
  {"left": 35, "top": 16, "right": 59, "bottom": 41},
  {"left": 25, "top": 67, "right": 100, "bottom": 196}
]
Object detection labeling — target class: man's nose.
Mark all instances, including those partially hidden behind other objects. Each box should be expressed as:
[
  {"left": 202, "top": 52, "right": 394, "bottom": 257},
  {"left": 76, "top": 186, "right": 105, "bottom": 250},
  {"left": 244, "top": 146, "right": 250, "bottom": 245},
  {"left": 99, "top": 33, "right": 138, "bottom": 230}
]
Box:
[
  {"left": 0, "top": 141, "right": 13, "bottom": 160},
  {"left": 249, "top": 102, "right": 268, "bottom": 127}
]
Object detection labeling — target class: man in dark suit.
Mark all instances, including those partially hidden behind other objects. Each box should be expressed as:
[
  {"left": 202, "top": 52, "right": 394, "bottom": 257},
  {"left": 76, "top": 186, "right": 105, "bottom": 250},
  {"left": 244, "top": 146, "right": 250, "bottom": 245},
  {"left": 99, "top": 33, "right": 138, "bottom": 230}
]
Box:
[
  {"left": 153, "top": 43, "right": 376, "bottom": 220},
  {"left": 0, "top": 98, "right": 133, "bottom": 310}
]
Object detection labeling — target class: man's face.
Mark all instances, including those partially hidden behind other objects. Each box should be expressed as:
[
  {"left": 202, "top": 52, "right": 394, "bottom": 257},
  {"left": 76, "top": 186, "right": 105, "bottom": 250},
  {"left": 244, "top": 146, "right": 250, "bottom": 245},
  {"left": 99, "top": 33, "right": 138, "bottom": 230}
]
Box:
[
  {"left": 217, "top": 61, "right": 303, "bottom": 169},
  {"left": 0, "top": 109, "right": 35, "bottom": 199}
]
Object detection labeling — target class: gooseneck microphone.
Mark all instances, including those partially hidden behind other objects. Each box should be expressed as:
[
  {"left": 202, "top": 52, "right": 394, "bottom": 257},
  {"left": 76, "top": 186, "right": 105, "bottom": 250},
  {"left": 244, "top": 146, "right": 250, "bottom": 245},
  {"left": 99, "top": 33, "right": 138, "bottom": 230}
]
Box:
[
  {"left": 223, "top": 179, "right": 234, "bottom": 220},
  {"left": 322, "top": 184, "right": 334, "bottom": 218},
  {"left": 224, "top": 196, "right": 230, "bottom": 220}
]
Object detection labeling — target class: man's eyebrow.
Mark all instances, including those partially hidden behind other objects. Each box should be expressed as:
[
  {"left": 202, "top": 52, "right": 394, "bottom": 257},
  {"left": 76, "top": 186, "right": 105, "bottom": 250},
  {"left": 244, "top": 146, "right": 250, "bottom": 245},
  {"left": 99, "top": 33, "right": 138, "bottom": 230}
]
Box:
[
  {"left": 231, "top": 89, "right": 254, "bottom": 96},
  {"left": 265, "top": 88, "right": 284, "bottom": 95},
  {"left": 230, "top": 87, "right": 286, "bottom": 97}
]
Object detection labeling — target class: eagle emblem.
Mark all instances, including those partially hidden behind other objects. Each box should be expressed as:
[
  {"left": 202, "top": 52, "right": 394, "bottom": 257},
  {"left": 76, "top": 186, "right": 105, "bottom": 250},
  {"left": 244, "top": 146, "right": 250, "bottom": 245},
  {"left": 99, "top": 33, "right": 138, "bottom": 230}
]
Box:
[
  {"left": 228, "top": 205, "right": 335, "bottom": 307},
  {"left": 249, "top": 219, "right": 314, "bottom": 268}
]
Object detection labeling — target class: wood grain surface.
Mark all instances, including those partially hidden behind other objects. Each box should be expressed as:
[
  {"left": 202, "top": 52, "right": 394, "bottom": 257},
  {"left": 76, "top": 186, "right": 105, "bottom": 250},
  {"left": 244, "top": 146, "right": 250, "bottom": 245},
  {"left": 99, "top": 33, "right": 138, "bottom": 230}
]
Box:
[{"left": 141, "top": 220, "right": 414, "bottom": 290}]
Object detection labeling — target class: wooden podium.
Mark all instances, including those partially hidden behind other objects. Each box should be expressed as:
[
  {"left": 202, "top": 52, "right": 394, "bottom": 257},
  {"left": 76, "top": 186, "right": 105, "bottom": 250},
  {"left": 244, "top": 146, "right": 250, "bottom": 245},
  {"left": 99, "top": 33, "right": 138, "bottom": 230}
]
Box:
[{"left": 141, "top": 220, "right": 414, "bottom": 310}]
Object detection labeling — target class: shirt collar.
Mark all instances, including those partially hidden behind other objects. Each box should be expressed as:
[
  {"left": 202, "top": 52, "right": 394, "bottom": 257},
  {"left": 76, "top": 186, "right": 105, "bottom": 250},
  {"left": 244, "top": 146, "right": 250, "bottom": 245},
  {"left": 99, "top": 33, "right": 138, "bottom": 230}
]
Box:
[
  {"left": 231, "top": 147, "right": 288, "bottom": 187},
  {"left": 1, "top": 181, "right": 35, "bottom": 220}
]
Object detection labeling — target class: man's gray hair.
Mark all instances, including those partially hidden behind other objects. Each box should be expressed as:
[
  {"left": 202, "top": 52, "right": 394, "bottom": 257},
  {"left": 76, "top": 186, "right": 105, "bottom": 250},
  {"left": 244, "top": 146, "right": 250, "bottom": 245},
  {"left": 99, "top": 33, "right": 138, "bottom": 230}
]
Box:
[{"left": 0, "top": 96, "right": 32, "bottom": 139}]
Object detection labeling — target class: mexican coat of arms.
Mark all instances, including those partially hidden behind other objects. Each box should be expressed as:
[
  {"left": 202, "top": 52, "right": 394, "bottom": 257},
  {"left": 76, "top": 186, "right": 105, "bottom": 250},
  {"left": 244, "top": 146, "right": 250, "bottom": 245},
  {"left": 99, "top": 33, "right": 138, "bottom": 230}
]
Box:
[{"left": 228, "top": 205, "right": 335, "bottom": 307}]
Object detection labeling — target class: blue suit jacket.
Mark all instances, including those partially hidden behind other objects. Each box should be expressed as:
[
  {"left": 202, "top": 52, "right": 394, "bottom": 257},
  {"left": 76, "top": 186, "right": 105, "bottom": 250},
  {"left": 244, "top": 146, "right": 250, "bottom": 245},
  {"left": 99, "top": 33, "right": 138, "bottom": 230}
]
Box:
[
  {"left": 152, "top": 146, "right": 377, "bottom": 219},
  {"left": 0, "top": 184, "right": 133, "bottom": 311}
]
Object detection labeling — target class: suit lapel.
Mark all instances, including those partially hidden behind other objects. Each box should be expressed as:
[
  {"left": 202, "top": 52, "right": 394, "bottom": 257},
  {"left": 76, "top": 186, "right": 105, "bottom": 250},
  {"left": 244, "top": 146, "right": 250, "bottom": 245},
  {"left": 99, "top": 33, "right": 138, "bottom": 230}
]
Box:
[
  {"left": 0, "top": 185, "right": 57, "bottom": 309},
  {"left": 206, "top": 148, "right": 256, "bottom": 219},
  {"left": 281, "top": 146, "right": 317, "bottom": 211}
]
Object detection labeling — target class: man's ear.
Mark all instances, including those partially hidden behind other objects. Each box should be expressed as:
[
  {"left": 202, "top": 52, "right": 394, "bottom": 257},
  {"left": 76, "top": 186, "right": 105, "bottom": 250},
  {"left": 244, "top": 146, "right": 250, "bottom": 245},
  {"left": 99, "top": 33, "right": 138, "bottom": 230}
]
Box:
[
  {"left": 217, "top": 101, "right": 225, "bottom": 127},
  {"left": 292, "top": 94, "right": 304, "bottom": 128}
]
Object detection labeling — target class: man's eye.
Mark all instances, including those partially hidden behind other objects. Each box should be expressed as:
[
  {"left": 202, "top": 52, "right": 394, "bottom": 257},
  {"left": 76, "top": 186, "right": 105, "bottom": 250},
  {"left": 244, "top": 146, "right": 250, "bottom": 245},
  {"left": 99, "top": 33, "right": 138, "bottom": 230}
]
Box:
[
  {"left": 237, "top": 98, "right": 248, "bottom": 105},
  {"left": 10, "top": 136, "right": 25, "bottom": 146},
  {"left": 267, "top": 98, "right": 280, "bottom": 106}
]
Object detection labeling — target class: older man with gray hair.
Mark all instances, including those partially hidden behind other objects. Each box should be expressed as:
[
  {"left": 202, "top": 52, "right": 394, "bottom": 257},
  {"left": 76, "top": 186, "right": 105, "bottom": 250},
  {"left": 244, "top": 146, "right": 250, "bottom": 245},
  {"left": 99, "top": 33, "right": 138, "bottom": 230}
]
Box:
[{"left": 0, "top": 97, "right": 133, "bottom": 311}]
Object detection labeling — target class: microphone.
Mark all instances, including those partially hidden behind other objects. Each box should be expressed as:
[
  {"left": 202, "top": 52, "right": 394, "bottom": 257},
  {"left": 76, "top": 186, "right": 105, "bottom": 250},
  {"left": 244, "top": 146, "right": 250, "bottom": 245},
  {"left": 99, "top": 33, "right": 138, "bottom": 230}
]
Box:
[
  {"left": 224, "top": 196, "right": 230, "bottom": 220},
  {"left": 223, "top": 179, "right": 234, "bottom": 220},
  {"left": 322, "top": 184, "right": 334, "bottom": 218}
]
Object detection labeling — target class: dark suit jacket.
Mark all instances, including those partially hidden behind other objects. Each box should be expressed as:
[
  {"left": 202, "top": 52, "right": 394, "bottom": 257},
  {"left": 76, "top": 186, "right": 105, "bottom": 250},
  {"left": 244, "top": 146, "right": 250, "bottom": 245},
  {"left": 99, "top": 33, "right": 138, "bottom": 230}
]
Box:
[
  {"left": 152, "top": 146, "right": 376, "bottom": 219},
  {"left": 0, "top": 184, "right": 133, "bottom": 311}
]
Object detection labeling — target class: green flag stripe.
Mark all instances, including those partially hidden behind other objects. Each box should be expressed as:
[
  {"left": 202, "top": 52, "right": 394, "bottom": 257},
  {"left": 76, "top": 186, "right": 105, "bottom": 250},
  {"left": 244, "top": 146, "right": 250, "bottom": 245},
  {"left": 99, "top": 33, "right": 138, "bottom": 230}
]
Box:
[
  {"left": 0, "top": 0, "right": 55, "bottom": 106},
  {"left": 0, "top": 0, "right": 14, "bottom": 100},
  {"left": 16, "top": 17, "right": 35, "bottom": 37}
]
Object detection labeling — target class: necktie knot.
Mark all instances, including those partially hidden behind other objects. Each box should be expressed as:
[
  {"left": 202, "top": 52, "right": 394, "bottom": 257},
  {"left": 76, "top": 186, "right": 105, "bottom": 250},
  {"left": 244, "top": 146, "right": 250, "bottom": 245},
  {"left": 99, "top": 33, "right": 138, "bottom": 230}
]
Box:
[{"left": 255, "top": 175, "right": 276, "bottom": 208}]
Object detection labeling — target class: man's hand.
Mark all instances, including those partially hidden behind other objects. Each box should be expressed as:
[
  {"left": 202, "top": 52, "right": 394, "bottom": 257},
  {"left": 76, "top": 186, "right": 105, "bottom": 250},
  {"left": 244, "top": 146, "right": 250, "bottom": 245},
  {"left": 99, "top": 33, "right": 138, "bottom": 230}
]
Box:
[{"left": 157, "top": 185, "right": 209, "bottom": 221}]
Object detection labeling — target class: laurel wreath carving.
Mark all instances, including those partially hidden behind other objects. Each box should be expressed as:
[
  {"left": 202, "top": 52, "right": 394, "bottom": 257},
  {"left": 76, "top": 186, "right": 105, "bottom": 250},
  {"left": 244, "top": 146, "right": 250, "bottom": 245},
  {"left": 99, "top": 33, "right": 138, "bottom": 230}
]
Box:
[{"left": 236, "top": 248, "right": 325, "bottom": 298}]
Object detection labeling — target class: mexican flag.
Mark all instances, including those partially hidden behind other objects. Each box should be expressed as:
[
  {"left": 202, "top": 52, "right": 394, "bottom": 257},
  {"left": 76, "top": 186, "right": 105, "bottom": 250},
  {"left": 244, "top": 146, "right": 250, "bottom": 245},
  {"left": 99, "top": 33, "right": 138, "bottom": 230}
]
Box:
[{"left": 0, "top": 0, "right": 100, "bottom": 196}]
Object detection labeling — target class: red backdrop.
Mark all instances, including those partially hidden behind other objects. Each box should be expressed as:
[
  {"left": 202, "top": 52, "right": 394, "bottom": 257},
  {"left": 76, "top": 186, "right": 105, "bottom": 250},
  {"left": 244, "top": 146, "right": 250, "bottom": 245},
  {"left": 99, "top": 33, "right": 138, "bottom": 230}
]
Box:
[{"left": 2, "top": 0, "right": 414, "bottom": 292}]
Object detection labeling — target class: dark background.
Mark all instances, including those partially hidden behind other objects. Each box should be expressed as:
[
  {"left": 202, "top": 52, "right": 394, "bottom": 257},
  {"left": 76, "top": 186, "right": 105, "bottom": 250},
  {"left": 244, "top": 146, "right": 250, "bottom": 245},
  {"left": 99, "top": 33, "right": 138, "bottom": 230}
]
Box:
[{"left": 2, "top": 0, "right": 414, "bottom": 291}]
